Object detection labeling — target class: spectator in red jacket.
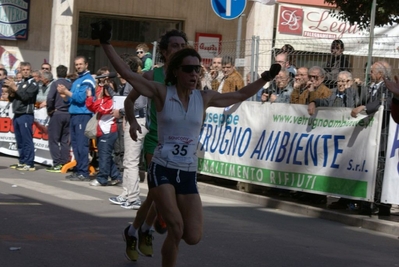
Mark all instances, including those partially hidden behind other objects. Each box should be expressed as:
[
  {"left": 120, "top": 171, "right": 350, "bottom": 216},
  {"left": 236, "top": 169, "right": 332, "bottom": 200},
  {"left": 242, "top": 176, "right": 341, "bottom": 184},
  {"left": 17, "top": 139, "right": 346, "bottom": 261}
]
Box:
[{"left": 85, "top": 83, "right": 122, "bottom": 186}]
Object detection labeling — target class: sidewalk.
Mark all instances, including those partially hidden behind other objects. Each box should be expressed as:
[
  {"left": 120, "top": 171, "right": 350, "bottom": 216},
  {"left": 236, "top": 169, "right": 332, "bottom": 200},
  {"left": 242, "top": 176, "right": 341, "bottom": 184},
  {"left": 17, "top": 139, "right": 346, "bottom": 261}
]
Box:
[{"left": 196, "top": 175, "right": 399, "bottom": 237}]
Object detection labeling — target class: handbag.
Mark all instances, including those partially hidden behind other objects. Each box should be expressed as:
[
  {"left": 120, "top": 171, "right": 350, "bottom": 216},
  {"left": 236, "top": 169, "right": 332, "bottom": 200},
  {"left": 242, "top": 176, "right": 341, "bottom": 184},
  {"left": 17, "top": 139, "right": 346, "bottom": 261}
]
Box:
[{"left": 84, "top": 113, "right": 99, "bottom": 139}]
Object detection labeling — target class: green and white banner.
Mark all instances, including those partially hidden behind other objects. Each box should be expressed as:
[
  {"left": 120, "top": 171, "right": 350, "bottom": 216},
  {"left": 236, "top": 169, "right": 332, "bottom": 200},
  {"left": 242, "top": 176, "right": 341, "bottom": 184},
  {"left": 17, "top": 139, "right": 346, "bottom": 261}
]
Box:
[
  {"left": 381, "top": 117, "right": 399, "bottom": 205},
  {"left": 198, "top": 101, "right": 384, "bottom": 201}
]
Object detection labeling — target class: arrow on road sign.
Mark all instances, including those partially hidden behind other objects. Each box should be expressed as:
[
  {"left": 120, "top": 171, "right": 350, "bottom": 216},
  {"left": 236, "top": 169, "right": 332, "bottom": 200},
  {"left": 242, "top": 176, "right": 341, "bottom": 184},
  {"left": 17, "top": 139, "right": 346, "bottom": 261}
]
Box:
[{"left": 211, "top": 0, "right": 247, "bottom": 20}]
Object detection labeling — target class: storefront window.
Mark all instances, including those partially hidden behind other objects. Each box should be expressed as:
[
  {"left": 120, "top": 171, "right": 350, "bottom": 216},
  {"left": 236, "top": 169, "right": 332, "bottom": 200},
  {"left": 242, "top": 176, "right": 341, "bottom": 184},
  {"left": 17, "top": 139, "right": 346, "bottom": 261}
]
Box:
[{"left": 78, "top": 13, "right": 183, "bottom": 43}]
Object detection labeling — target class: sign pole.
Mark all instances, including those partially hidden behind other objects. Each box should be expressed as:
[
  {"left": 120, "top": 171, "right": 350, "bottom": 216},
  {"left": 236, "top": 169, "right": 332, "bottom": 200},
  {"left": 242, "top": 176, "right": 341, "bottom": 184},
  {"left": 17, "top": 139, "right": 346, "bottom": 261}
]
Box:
[
  {"left": 366, "top": 0, "right": 377, "bottom": 86},
  {"left": 236, "top": 14, "right": 245, "bottom": 60}
]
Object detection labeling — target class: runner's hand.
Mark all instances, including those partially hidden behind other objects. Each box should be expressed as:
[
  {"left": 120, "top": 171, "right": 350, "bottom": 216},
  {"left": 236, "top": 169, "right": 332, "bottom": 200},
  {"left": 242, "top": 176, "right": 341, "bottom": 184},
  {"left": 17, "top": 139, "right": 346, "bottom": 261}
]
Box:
[
  {"left": 261, "top": 64, "right": 281, "bottom": 82},
  {"left": 91, "top": 20, "right": 112, "bottom": 44}
]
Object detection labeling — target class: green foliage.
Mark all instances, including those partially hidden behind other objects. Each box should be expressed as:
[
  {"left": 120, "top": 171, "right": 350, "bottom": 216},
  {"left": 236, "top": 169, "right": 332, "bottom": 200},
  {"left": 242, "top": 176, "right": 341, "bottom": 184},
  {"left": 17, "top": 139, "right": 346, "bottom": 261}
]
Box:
[{"left": 324, "top": 0, "right": 399, "bottom": 30}]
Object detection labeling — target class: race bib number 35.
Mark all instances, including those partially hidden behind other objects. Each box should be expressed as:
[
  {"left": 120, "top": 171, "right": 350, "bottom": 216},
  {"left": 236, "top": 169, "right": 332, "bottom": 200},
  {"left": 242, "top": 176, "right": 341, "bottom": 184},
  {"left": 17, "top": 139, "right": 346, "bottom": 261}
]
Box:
[{"left": 161, "top": 135, "right": 196, "bottom": 163}]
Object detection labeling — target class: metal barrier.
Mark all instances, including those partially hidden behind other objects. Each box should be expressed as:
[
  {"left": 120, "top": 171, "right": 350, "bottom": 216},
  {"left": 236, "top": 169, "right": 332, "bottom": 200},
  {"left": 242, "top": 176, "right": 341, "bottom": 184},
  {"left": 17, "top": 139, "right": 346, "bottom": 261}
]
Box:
[{"left": 150, "top": 36, "right": 397, "bottom": 203}]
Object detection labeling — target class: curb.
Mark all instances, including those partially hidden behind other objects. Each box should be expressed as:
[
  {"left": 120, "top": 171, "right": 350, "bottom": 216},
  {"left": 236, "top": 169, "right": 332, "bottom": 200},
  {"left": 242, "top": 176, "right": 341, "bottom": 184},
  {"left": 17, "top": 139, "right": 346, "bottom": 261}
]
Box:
[{"left": 197, "top": 182, "right": 399, "bottom": 237}]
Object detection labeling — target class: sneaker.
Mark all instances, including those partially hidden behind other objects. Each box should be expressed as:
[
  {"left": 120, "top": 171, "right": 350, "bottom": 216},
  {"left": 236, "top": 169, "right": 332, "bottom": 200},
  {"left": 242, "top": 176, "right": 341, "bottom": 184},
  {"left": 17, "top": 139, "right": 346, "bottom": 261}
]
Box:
[
  {"left": 89, "top": 179, "right": 106, "bottom": 186},
  {"left": 108, "top": 179, "right": 122, "bottom": 186},
  {"left": 138, "top": 227, "right": 153, "bottom": 257},
  {"left": 109, "top": 196, "right": 126, "bottom": 205},
  {"left": 16, "top": 165, "right": 35, "bottom": 171},
  {"left": 154, "top": 211, "right": 167, "bottom": 234},
  {"left": 46, "top": 164, "right": 63, "bottom": 173},
  {"left": 10, "top": 163, "right": 24, "bottom": 169},
  {"left": 122, "top": 226, "right": 139, "bottom": 261},
  {"left": 120, "top": 200, "right": 141, "bottom": 210},
  {"left": 65, "top": 173, "right": 78, "bottom": 179},
  {"left": 69, "top": 174, "right": 91, "bottom": 182}
]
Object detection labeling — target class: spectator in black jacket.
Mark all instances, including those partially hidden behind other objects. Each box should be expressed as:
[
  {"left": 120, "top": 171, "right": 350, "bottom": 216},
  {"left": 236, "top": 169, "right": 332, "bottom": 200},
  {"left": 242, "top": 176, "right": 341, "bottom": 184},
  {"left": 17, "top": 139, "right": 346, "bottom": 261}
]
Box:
[
  {"left": 46, "top": 65, "right": 72, "bottom": 172},
  {"left": 5, "top": 62, "right": 39, "bottom": 171},
  {"left": 324, "top": 40, "right": 351, "bottom": 89}
]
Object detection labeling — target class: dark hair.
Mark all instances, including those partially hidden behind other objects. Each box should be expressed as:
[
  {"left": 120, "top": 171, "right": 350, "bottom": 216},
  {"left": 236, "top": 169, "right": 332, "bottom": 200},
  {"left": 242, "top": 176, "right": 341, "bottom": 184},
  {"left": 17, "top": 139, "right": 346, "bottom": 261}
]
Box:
[
  {"left": 41, "top": 63, "right": 52, "bottom": 71},
  {"left": 281, "top": 44, "right": 295, "bottom": 53},
  {"left": 67, "top": 72, "right": 78, "bottom": 82},
  {"left": 0, "top": 68, "right": 8, "bottom": 76},
  {"left": 20, "top": 62, "right": 31, "bottom": 68},
  {"left": 119, "top": 53, "right": 142, "bottom": 73},
  {"left": 74, "top": 55, "right": 88, "bottom": 64},
  {"left": 158, "top": 29, "right": 188, "bottom": 62},
  {"left": 96, "top": 66, "right": 109, "bottom": 76},
  {"left": 331, "top": 39, "right": 344, "bottom": 49},
  {"left": 165, "top": 48, "right": 201, "bottom": 86},
  {"left": 278, "top": 44, "right": 296, "bottom": 67},
  {"left": 221, "top": 55, "right": 234, "bottom": 66},
  {"left": 56, "top": 65, "right": 68, "bottom": 78}
]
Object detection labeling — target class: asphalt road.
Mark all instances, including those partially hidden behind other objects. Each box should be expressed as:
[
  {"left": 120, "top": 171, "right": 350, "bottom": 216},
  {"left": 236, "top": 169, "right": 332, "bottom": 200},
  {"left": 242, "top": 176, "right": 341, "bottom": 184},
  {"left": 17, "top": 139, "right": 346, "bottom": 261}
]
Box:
[{"left": 1, "top": 156, "right": 398, "bottom": 267}]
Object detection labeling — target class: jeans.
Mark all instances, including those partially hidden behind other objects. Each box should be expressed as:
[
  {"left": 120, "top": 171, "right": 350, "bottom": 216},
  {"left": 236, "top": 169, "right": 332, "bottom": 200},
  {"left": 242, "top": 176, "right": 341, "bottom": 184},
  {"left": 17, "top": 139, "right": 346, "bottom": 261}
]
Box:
[
  {"left": 70, "top": 114, "right": 91, "bottom": 177},
  {"left": 96, "top": 131, "right": 122, "bottom": 185},
  {"left": 13, "top": 114, "right": 35, "bottom": 166}
]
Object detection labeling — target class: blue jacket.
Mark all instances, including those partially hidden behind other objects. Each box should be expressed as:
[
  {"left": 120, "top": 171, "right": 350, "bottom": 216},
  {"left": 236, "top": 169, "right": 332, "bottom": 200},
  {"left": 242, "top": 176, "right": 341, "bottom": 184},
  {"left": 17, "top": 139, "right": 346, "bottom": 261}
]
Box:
[{"left": 67, "top": 71, "right": 95, "bottom": 114}]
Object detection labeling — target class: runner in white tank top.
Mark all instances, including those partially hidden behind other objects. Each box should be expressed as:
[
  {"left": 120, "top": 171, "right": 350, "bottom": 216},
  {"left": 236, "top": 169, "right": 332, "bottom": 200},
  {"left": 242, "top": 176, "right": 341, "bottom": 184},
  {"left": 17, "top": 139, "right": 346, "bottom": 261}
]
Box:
[
  {"left": 152, "top": 85, "right": 203, "bottom": 172},
  {"left": 101, "top": 32, "right": 281, "bottom": 266}
]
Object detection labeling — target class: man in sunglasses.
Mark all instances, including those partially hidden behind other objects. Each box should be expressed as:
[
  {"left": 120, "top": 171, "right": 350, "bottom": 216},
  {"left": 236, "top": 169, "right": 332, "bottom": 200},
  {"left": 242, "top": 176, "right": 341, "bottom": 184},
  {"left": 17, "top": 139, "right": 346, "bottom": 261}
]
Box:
[
  {"left": 135, "top": 43, "right": 153, "bottom": 72},
  {"left": 41, "top": 63, "right": 52, "bottom": 72},
  {"left": 306, "top": 66, "right": 332, "bottom": 103},
  {"left": 290, "top": 67, "right": 310, "bottom": 104},
  {"left": 213, "top": 55, "right": 244, "bottom": 94}
]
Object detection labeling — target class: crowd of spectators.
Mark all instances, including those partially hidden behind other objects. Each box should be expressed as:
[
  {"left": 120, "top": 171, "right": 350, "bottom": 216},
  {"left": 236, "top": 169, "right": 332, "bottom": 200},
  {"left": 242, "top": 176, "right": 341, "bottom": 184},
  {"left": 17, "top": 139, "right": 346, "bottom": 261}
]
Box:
[
  {"left": 199, "top": 40, "right": 397, "bottom": 216},
  {"left": 0, "top": 39, "right": 397, "bottom": 217}
]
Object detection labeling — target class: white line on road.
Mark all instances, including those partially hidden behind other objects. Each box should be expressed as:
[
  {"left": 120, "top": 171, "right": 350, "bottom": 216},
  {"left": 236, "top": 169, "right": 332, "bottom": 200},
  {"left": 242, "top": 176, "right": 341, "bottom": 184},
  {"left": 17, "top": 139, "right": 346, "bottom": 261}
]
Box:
[{"left": 0, "top": 178, "right": 101, "bottom": 200}]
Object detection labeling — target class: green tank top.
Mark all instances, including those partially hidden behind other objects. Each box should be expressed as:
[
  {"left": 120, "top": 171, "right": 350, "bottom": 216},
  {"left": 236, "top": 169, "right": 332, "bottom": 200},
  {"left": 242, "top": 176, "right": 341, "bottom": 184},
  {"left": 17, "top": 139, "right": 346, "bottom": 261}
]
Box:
[{"left": 143, "top": 66, "right": 164, "bottom": 155}]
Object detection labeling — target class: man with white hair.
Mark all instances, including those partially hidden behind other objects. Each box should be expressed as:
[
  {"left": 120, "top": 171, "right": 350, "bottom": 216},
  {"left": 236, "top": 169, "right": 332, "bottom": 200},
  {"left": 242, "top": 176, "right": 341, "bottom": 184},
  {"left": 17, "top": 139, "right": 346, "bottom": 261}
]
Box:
[{"left": 351, "top": 60, "right": 393, "bottom": 216}]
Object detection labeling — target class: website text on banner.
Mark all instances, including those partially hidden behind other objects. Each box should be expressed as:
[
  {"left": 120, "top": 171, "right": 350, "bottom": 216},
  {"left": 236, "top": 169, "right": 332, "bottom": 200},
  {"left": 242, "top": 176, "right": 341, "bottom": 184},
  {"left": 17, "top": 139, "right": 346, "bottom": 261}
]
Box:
[
  {"left": 381, "top": 116, "right": 399, "bottom": 205},
  {"left": 198, "top": 102, "right": 384, "bottom": 202},
  {"left": 0, "top": 101, "right": 52, "bottom": 165}
]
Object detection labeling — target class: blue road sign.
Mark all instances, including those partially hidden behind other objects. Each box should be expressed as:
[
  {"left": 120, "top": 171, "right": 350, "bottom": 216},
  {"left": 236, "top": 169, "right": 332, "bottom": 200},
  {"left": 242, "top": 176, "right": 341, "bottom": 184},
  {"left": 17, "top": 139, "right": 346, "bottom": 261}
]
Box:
[{"left": 211, "top": 0, "right": 247, "bottom": 20}]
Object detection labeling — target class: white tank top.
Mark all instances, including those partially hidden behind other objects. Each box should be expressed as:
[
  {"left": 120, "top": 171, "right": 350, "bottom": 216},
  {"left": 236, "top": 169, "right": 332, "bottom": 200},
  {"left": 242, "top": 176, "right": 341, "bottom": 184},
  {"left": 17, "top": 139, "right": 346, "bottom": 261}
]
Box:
[{"left": 152, "top": 86, "right": 204, "bottom": 171}]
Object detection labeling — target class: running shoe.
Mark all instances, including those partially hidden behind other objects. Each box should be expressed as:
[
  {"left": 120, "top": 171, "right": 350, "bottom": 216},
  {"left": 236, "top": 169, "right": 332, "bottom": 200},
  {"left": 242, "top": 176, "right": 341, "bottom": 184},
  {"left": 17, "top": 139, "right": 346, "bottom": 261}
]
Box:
[
  {"left": 89, "top": 179, "right": 106, "bottom": 186},
  {"left": 46, "top": 164, "right": 63, "bottom": 173},
  {"left": 69, "top": 174, "right": 91, "bottom": 182},
  {"left": 138, "top": 227, "right": 153, "bottom": 257},
  {"left": 108, "top": 179, "right": 122, "bottom": 186},
  {"left": 122, "top": 226, "right": 139, "bottom": 261},
  {"left": 121, "top": 200, "right": 141, "bottom": 210},
  {"left": 65, "top": 173, "right": 78, "bottom": 179},
  {"left": 10, "top": 163, "right": 24, "bottom": 169},
  {"left": 109, "top": 196, "right": 126, "bottom": 205},
  {"left": 16, "top": 165, "right": 35, "bottom": 171}
]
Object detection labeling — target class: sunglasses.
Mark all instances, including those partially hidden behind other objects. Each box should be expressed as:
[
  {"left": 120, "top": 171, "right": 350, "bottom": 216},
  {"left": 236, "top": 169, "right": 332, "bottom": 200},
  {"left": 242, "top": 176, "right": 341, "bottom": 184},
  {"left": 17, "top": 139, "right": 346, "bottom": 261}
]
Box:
[
  {"left": 180, "top": 65, "right": 201, "bottom": 74},
  {"left": 308, "top": 75, "right": 320, "bottom": 80},
  {"left": 136, "top": 51, "right": 144, "bottom": 54}
]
